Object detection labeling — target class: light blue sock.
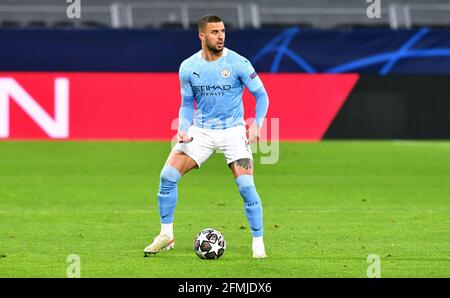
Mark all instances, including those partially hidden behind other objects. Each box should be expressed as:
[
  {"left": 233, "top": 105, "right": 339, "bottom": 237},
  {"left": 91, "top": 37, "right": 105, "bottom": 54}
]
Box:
[
  {"left": 235, "top": 175, "right": 263, "bottom": 237},
  {"left": 157, "top": 166, "right": 181, "bottom": 224}
]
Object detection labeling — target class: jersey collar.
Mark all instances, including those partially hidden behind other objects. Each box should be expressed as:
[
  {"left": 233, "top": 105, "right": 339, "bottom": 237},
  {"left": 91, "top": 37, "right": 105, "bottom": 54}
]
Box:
[{"left": 197, "top": 47, "right": 228, "bottom": 59}]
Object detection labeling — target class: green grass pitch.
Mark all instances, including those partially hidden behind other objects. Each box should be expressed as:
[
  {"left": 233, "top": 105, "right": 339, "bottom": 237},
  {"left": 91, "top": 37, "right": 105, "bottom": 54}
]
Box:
[{"left": 0, "top": 141, "right": 449, "bottom": 278}]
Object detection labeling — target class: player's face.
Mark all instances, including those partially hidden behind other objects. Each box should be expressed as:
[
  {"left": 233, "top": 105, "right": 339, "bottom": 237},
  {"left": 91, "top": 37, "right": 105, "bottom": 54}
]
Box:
[{"left": 200, "top": 22, "right": 225, "bottom": 54}]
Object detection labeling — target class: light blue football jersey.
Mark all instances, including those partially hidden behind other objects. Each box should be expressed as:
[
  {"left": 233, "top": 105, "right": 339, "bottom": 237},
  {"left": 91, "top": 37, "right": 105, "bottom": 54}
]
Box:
[{"left": 179, "top": 48, "right": 265, "bottom": 129}]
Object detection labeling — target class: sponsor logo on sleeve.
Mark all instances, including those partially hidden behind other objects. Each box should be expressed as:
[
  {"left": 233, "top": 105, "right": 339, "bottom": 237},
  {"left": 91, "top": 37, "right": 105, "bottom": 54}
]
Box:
[{"left": 250, "top": 72, "right": 258, "bottom": 79}]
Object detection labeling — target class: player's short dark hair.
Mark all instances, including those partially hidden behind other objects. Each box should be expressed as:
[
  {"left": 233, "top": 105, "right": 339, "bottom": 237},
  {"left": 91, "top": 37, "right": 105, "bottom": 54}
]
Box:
[{"left": 197, "top": 14, "right": 223, "bottom": 32}]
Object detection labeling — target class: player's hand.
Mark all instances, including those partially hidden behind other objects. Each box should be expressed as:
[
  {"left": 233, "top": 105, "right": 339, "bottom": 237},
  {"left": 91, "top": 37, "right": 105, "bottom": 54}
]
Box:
[
  {"left": 177, "top": 131, "right": 193, "bottom": 143},
  {"left": 247, "top": 123, "right": 260, "bottom": 144}
]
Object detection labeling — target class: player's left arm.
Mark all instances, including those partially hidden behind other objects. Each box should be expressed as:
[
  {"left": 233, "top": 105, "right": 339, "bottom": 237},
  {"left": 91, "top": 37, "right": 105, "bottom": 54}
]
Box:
[{"left": 239, "top": 60, "right": 269, "bottom": 144}]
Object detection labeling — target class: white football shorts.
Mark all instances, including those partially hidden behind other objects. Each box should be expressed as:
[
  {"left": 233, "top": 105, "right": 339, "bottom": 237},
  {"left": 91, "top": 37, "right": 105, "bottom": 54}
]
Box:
[{"left": 173, "top": 125, "right": 253, "bottom": 167}]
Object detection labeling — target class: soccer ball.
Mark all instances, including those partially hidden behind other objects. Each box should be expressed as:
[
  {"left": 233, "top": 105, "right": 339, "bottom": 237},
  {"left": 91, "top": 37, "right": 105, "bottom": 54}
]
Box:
[{"left": 193, "top": 228, "right": 226, "bottom": 260}]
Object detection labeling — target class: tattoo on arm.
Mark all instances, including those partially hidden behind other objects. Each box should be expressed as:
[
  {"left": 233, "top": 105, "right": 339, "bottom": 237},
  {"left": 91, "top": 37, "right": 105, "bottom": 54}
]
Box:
[{"left": 232, "top": 158, "right": 253, "bottom": 170}]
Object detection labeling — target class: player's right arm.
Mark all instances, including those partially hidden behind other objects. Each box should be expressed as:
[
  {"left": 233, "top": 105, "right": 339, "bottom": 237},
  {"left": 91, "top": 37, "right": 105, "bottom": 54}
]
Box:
[{"left": 178, "top": 62, "right": 194, "bottom": 143}]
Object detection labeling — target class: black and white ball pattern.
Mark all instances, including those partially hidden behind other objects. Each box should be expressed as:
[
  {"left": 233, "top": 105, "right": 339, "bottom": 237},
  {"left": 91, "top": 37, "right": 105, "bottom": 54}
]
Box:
[{"left": 193, "top": 228, "right": 226, "bottom": 259}]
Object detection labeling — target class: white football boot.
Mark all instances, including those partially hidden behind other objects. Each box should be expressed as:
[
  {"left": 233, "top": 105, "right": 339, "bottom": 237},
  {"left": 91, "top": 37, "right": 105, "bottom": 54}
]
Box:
[{"left": 143, "top": 234, "right": 175, "bottom": 257}]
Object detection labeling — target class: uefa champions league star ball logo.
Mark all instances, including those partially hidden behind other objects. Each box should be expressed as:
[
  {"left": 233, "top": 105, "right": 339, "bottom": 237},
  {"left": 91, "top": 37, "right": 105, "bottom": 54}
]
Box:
[{"left": 221, "top": 68, "right": 231, "bottom": 79}]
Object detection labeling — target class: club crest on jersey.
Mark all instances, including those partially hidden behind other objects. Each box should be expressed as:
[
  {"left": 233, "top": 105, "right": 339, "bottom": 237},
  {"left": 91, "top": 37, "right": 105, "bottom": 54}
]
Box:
[{"left": 221, "top": 68, "right": 231, "bottom": 79}]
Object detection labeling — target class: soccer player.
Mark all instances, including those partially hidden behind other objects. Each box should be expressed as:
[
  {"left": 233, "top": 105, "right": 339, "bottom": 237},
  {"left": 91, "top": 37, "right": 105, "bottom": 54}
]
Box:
[{"left": 144, "top": 15, "right": 269, "bottom": 258}]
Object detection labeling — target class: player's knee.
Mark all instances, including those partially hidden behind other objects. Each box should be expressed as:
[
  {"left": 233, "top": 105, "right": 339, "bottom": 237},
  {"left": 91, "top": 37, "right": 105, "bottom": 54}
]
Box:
[
  {"left": 230, "top": 158, "right": 253, "bottom": 169},
  {"left": 159, "top": 166, "right": 181, "bottom": 190}
]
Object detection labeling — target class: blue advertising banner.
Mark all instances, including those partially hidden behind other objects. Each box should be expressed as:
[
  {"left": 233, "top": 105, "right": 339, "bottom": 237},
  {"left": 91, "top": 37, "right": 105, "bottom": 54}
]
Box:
[{"left": 1, "top": 27, "right": 450, "bottom": 74}]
